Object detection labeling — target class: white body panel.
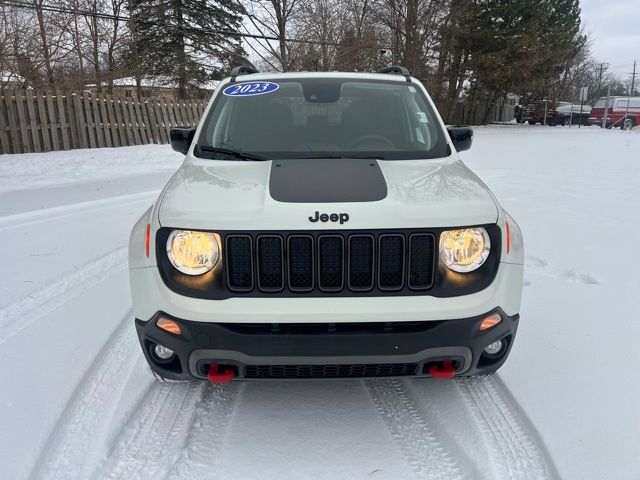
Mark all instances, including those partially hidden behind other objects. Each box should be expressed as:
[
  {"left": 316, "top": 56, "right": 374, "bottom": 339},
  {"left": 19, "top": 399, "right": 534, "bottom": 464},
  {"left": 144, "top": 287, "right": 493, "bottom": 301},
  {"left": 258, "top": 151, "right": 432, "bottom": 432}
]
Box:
[{"left": 130, "top": 262, "right": 523, "bottom": 323}]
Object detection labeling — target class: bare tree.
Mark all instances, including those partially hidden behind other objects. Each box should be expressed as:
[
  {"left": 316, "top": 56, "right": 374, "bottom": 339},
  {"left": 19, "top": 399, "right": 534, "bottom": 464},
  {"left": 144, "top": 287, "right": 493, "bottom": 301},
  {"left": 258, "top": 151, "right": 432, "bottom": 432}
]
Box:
[
  {"left": 33, "top": 0, "right": 56, "bottom": 86},
  {"left": 29, "top": 0, "right": 74, "bottom": 87},
  {"left": 372, "top": 0, "right": 448, "bottom": 79},
  {"left": 294, "top": 0, "right": 346, "bottom": 70},
  {"left": 83, "top": 0, "right": 103, "bottom": 91},
  {"left": 335, "top": 0, "right": 387, "bottom": 72},
  {"left": 104, "top": 0, "right": 127, "bottom": 93},
  {"left": 244, "top": 0, "right": 301, "bottom": 71}
]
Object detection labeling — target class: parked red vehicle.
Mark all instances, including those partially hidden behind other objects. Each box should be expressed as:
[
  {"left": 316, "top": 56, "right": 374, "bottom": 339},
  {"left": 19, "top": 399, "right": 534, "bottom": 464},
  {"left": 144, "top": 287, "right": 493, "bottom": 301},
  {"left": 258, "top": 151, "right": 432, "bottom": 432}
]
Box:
[
  {"left": 521, "top": 101, "right": 579, "bottom": 126},
  {"left": 522, "top": 102, "right": 558, "bottom": 125},
  {"left": 588, "top": 96, "right": 640, "bottom": 130}
]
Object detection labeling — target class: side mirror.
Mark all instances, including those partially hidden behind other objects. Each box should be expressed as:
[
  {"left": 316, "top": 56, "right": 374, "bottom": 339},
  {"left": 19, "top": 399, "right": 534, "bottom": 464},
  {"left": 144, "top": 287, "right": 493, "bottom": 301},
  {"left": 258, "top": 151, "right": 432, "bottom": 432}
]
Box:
[
  {"left": 447, "top": 126, "right": 473, "bottom": 152},
  {"left": 170, "top": 127, "right": 196, "bottom": 155}
]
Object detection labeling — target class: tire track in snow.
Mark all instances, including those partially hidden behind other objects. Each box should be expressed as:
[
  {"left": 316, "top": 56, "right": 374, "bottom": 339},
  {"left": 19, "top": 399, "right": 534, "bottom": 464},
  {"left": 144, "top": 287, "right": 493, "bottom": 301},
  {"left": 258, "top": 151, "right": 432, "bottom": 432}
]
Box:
[
  {"left": 93, "top": 382, "right": 206, "bottom": 480},
  {"left": 456, "top": 376, "right": 559, "bottom": 480},
  {"left": 0, "top": 190, "right": 158, "bottom": 231},
  {"left": 30, "top": 311, "right": 140, "bottom": 480},
  {"left": 365, "top": 379, "right": 471, "bottom": 480},
  {"left": 0, "top": 247, "right": 127, "bottom": 345},
  {"left": 166, "top": 383, "right": 243, "bottom": 480}
]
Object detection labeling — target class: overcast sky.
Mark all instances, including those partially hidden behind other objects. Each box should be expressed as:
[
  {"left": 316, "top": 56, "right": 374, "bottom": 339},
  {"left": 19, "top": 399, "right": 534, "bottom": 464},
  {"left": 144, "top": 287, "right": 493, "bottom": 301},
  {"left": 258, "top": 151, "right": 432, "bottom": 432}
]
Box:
[{"left": 580, "top": 0, "right": 639, "bottom": 78}]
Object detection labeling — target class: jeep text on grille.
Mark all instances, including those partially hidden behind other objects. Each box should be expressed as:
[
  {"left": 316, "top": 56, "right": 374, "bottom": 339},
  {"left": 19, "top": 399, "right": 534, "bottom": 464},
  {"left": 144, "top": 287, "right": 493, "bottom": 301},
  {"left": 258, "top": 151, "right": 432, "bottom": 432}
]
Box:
[{"left": 308, "top": 211, "right": 350, "bottom": 224}]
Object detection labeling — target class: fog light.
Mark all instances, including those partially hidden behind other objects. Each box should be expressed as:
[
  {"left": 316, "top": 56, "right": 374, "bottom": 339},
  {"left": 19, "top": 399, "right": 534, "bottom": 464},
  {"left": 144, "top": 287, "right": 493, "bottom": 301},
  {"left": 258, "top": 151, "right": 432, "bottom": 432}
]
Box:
[
  {"left": 484, "top": 340, "right": 505, "bottom": 356},
  {"left": 154, "top": 344, "right": 174, "bottom": 360}
]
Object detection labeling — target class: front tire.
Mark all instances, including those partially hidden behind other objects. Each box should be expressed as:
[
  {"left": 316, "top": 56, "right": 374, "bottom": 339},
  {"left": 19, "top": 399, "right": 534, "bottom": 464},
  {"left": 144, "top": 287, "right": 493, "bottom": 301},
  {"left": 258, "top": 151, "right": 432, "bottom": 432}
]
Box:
[
  {"left": 623, "top": 118, "right": 634, "bottom": 130},
  {"left": 563, "top": 117, "right": 571, "bottom": 126}
]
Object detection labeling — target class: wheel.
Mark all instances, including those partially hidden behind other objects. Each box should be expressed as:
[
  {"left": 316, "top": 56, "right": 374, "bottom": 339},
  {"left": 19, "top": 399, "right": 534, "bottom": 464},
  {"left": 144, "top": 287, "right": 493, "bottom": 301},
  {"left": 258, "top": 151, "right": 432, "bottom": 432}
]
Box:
[
  {"left": 528, "top": 119, "right": 536, "bottom": 125},
  {"left": 563, "top": 117, "right": 571, "bottom": 126},
  {"left": 622, "top": 118, "right": 634, "bottom": 130}
]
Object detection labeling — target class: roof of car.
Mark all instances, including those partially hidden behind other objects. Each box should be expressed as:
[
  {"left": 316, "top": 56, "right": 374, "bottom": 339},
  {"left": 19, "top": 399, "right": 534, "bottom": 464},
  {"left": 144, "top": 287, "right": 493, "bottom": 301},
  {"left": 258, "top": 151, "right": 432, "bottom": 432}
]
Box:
[{"left": 225, "top": 71, "right": 411, "bottom": 83}]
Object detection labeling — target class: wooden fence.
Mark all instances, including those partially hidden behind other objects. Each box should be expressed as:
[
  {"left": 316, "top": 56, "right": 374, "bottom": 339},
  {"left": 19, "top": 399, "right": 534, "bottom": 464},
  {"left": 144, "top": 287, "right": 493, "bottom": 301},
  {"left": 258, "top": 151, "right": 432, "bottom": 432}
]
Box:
[{"left": 0, "top": 89, "right": 209, "bottom": 154}]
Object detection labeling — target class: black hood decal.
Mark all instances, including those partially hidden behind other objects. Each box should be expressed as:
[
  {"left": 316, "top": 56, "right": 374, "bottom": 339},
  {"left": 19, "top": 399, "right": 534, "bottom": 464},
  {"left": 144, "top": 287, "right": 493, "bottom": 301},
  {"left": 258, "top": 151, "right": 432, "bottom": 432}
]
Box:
[{"left": 269, "top": 158, "right": 388, "bottom": 203}]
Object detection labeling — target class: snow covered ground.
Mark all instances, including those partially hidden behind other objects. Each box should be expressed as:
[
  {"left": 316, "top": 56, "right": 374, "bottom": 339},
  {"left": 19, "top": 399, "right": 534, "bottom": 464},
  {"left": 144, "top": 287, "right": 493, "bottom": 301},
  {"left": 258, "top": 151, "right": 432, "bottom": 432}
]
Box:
[{"left": 0, "top": 125, "right": 638, "bottom": 480}]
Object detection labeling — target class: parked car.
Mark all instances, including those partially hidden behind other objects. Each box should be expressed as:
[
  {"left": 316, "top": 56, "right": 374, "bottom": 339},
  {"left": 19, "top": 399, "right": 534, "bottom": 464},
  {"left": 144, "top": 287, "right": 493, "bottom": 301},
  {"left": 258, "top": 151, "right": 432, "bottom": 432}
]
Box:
[
  {"left": 129, "top": 66, "right": 524, "bottom": 383},
  {"left": 588, "top": 96, "right": 640, "bottom": 130},
  {"left": 522, "top": 101, "right": 567, "bottom": 125},
  {"left": 554, "top": 103, "right": 592, "bottom": 126},
  {"left": 522, "top": 102, "right": 548, "bottom": 124},
  {"left": 522, "top": 101, "right": 592, "bottom": 126}
]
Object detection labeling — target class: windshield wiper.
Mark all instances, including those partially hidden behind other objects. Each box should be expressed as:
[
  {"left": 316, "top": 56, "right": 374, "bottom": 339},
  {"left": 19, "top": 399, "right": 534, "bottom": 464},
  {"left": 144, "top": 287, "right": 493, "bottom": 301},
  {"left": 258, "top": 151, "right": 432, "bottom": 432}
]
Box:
[{"left": 196, "top": 145, "right": 268, "bottom": 161}]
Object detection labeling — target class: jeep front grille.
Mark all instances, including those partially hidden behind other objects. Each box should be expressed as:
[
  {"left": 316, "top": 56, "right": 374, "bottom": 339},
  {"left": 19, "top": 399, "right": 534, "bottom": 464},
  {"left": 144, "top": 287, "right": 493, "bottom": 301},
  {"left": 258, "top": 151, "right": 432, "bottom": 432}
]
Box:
[
  {"left": 288, "top": 235, "right": 314, "bottom": 291},
  {"left": 256, "top": 235, "right": 284, "bottom": 291},
  {"left": 225, "top": 231, "right": 435, "bottom": 295}
]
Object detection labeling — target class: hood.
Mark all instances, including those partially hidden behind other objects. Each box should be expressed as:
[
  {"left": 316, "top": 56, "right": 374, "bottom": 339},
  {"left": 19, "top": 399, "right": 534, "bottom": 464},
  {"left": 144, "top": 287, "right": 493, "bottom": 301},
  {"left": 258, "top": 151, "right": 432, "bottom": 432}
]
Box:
[{"left": 158, "top": 157, "right": 499, "bottom": 230}]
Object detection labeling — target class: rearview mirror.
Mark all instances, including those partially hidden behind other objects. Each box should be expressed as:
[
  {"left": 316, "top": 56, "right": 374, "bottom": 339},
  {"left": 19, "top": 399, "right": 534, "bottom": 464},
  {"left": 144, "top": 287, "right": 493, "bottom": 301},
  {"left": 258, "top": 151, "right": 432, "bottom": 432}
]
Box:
[
  {"left": 447, "top": 126, "right": 473, "bottom": 152},
  {"left": 170, "top": 127, "right": 196, "bottom": 155}
]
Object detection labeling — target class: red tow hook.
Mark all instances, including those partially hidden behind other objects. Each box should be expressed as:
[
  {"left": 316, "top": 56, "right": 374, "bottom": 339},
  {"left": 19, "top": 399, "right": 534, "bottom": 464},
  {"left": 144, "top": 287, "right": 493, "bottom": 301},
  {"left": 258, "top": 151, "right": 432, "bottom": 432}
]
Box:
[
  {"left": 207, "top": 363, "right": 235, "bottom": 383},
  {"left": 429, "top": 360, "right": 456, "bottom": 379}
]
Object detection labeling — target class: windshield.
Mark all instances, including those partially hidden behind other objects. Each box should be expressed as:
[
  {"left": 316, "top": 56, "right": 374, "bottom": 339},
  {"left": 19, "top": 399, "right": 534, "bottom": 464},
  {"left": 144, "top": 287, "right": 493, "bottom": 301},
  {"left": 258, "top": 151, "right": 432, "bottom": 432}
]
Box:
[
  {"left": 195, "top": 78, "right": 449, "bottom": 160},
  {"left": 593, "top": 98, "right": 606, "bottom": 108}
]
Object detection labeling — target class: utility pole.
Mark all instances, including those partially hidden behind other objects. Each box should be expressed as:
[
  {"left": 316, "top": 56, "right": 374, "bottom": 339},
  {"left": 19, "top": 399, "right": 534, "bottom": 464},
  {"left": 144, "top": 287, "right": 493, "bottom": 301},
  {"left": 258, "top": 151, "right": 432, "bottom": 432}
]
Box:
[
  {"left": 623, "top": 60, "right": 637, "bottom": 130},
  {"left": 596, "top": 63, "right": 605, "bottom": 97},
  {"left": 602, "top": 83, "right": 611, "bottom": 129}
]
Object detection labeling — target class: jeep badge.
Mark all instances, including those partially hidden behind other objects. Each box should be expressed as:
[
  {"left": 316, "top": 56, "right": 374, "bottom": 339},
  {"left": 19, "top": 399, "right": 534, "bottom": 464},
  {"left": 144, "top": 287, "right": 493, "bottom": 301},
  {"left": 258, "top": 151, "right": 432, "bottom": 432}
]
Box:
[{"left": 309, "top": 211, "right": 350, "bottom": 224}]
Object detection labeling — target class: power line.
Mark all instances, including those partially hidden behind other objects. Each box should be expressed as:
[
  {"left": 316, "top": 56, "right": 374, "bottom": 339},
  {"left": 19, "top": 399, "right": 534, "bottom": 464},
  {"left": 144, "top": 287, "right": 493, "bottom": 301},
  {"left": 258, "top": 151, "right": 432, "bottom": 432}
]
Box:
[{"left": 0, "top": 0, "right": 339, "bottom": 47}]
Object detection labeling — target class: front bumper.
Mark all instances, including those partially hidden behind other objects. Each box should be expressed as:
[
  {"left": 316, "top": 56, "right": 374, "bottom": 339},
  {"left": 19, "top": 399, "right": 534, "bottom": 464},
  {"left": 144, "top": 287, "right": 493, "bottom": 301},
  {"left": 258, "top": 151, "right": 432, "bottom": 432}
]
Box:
[{"left": 136, "top": 309, "right": 519, "bottom": 381}]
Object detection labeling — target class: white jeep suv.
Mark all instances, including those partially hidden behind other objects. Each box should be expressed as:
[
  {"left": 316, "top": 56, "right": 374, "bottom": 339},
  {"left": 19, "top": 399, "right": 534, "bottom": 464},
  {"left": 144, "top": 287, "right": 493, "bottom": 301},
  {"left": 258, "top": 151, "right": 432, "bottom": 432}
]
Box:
[{"left": 129, "top": 66, "right": 524, "bottom": 382}]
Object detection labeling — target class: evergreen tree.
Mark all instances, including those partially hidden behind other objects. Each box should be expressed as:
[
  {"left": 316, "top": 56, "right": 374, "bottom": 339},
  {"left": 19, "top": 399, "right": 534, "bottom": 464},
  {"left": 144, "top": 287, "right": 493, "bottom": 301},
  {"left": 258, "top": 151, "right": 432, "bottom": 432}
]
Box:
[
  {"left": 456, "top": 0, "right": 584, "bottom": 122},
  {"left": 528, "top": 0, "right": 586, "bottom": 99},
  {"left": 126, "top": 0, "right": 247, "bottom": 97}
]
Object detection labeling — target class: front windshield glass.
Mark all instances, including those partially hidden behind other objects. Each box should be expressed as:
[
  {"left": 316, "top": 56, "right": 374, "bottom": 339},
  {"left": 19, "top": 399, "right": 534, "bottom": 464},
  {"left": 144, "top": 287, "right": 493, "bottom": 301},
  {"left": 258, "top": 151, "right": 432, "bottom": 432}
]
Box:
[{"left": 196, "top": 78, "right": 449, "bottom": 160}]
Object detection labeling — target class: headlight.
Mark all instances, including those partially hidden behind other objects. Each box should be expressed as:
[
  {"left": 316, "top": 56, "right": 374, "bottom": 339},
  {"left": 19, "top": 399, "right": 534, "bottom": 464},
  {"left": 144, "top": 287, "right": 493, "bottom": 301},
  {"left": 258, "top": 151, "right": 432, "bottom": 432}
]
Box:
[
  {"left": 166, "top": 230, "right": 221, "bottom": 275},
  {"left": 439, "top": 228, "right": 490, "bottom": 273}
]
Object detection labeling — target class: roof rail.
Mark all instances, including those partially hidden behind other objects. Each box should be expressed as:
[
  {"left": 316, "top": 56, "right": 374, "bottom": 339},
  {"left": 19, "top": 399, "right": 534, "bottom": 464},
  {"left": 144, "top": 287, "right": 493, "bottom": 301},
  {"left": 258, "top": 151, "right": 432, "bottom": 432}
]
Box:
[
  {"left": 230, "top": 65, "right": 259, "bottom": 81},
  {"left": 378, "top": 66, "right": 411, "bottom": 81}
]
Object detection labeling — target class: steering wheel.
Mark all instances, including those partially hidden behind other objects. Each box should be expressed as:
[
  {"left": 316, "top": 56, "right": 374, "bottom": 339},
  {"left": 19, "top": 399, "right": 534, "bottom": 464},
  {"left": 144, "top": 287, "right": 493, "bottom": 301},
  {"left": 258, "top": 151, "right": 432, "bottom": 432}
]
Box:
[{"left": 348, "top": 134, "right": 395, "bottom": 149}]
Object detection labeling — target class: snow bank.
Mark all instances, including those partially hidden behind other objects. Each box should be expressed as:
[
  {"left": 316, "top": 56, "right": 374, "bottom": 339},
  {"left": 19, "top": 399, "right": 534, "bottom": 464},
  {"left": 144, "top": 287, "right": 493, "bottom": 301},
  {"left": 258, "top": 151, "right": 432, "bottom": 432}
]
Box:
[{"left": 0, "top": 145, "right": 182, "bottom": 194}]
